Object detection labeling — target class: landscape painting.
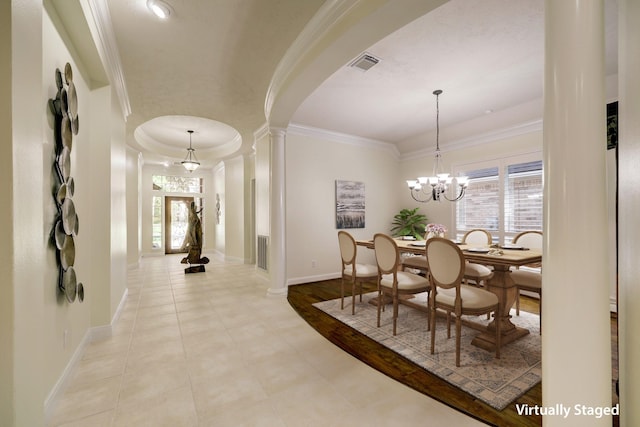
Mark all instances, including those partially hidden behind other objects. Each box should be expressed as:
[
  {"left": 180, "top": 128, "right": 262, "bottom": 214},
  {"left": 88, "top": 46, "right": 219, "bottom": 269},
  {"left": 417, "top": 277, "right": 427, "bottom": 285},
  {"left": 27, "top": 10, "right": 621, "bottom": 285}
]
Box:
[{"left": 335, "top": 180, "right": 365, "bottom": 229}]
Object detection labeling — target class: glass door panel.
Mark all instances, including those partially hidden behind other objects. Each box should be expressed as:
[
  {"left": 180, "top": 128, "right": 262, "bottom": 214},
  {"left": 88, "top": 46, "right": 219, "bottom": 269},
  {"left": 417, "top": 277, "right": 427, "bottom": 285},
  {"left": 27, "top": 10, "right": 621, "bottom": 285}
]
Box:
[{"left": 164, "top": 196, "right": 193, "bottom": 254}]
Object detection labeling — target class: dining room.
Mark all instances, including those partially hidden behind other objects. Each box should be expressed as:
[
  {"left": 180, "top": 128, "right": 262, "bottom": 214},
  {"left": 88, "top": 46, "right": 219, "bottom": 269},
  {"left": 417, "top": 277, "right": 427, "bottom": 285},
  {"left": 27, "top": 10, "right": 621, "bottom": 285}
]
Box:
[{"left": 282, "top": 44, "right": 620, "bottom": 422}]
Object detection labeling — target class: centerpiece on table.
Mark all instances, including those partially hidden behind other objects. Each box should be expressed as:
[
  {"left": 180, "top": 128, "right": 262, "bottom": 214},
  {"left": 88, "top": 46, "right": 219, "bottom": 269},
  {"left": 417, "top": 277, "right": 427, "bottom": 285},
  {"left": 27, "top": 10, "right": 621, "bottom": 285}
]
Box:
[
  {"left": 391, "top": 207, "right": 428, "bottom": 240},
  {"left": 425, "top": 223, "right": 447, "bottom": 240}
]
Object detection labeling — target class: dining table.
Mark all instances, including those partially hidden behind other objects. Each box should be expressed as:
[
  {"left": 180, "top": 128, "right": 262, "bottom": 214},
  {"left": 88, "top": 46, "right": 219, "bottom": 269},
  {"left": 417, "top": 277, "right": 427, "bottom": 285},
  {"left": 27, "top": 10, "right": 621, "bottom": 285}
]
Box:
[{"left": 356, "top": 237, "right": 542, "bottom": 352}]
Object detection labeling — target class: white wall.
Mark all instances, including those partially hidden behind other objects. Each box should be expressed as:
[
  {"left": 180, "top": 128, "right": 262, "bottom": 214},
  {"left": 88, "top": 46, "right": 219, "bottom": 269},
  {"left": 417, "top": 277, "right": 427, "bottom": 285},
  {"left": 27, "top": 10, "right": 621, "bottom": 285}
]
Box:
[
  {"left": 254, "top": 129, "right": 271, "bottom": 239},
  {"left": 1, "top": 4, "right": 129, "bottom": 425},
  {"left": 213, "top": 163, "right": 226, "bottom": 255},
  {"left": 243, "top": 153, "right": 256, "bottom": 264},
  {"left": 109, "top": 85, "right": 128, "bottom": 319},
  {"left": 126, "top": 148, "right": 142, "bottom": 267},
  {"left": 0, "top": 0, "right": 13, "bottom": 421},
  {"left": 5, "top": 3, "right": 46, "bottom": 425},
  {"left": 86, "top": 85, "right": 113, "bottom": 328},
  {"left": 285, "top": 128, "right": 399, "bottom": 284},
  {"left": 223, "top": 156, "right": 245, "bottom": 262}
]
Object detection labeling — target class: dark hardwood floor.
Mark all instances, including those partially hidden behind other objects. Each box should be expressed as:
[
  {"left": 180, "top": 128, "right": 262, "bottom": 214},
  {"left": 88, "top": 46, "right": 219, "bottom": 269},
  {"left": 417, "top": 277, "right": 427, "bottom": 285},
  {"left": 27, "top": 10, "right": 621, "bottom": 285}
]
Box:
[{"left": 287, "top": 278, "right": 619, "bottom": 427}]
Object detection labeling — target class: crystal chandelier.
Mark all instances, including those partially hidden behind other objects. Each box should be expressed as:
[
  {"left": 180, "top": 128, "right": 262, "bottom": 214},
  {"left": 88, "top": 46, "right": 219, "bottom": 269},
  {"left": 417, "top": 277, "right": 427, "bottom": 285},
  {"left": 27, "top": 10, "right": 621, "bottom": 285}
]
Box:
[
  {"left": 406, "top": 90, "right": 468, "bottom": 202},
  {"left": 181, "top": 130, "right": 200, "bottom": 172}
]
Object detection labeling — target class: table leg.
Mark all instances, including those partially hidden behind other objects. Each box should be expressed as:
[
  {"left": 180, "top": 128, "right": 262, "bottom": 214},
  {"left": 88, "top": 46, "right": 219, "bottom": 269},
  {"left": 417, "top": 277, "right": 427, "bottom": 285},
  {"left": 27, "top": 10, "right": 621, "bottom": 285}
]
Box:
[{"left": 471, "top": 265, "right": 530, "bottom": 352}]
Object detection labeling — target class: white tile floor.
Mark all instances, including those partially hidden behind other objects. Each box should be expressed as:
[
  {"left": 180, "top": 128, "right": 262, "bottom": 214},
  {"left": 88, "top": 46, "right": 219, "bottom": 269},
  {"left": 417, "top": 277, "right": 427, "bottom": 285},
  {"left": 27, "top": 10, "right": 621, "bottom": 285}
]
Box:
[{"left": 49, "top": 255, "right": 486, "bottom": 426}]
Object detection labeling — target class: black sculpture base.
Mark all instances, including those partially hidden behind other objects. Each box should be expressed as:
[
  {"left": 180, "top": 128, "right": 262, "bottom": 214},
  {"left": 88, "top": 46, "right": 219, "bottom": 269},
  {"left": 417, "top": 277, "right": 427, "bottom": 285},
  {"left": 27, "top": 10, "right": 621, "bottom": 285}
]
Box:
[{"left": 185, "top": 265, "right": 206, "bottom": 274}]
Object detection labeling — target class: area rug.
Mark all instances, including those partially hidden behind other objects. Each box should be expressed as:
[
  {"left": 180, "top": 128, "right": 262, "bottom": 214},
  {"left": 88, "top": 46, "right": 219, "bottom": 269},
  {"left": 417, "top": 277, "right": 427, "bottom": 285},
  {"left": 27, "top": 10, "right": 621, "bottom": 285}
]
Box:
[{"left": 313, "top": 292, "right": 541, "bottom": 410}]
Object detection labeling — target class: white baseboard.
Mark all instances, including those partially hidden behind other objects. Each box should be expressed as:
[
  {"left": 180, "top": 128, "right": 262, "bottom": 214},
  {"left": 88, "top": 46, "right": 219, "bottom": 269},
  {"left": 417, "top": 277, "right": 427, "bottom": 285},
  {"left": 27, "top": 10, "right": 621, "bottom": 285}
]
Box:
[
  {"left": 287, "top": 272, "right": 341, "bottom": 286},
  {"left": 43, "top": 329, "right": 93, "bottom": 424},
  {"left": 44, "top": 288, "right": 128, "bottom": 424}
]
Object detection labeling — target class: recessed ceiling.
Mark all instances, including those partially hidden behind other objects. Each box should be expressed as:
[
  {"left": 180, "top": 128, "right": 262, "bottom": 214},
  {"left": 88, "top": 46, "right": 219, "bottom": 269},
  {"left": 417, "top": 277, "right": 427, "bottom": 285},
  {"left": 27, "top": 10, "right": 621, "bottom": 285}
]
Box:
[
  {"left": 103, "top": 0, "right": 618, "bottom": 166},
  {"left": 107, "top": 0, "right": 326, "bottom": 168},
  {"left": 134, "top": 116, "right": 241, "bottom": 163},
  {"left": 292, "top": 0, "right": 618, "bottom": 154}
]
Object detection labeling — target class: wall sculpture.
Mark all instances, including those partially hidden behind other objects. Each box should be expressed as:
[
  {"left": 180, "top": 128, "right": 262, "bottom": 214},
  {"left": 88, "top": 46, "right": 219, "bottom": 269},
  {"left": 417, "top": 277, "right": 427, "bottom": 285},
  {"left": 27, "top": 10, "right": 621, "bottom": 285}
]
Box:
[{"left": 48, "top": 63, "right": 84, "bottom": 303}]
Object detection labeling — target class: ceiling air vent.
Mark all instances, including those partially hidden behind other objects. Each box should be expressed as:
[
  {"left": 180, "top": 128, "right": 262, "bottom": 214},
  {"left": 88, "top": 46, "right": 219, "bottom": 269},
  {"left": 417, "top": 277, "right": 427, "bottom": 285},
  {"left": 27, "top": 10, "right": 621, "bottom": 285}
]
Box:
[{"left": 349, "top": 53, "right": 380, "bottom": 71}]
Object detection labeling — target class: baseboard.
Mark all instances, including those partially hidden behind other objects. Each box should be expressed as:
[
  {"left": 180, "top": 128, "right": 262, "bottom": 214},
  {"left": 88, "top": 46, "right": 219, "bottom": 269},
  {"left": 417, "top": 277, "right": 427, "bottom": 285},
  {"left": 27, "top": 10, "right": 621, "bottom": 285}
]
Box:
[
  {"left": 44, "top": 288, "right": 128, "bottom": 424},
  {"left": 287, "top": 272, "right": 341, "bottom": 286},
  {"left": 43, "top": 329, "right": 93, "bottom": 424}
]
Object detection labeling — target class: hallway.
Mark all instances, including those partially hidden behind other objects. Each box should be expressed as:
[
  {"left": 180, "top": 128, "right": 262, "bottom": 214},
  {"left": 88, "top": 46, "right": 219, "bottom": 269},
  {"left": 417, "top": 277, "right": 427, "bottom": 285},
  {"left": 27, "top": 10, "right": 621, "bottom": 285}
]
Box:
[{"left": 48, "top": 255, "right": 483, "bottom": 426}]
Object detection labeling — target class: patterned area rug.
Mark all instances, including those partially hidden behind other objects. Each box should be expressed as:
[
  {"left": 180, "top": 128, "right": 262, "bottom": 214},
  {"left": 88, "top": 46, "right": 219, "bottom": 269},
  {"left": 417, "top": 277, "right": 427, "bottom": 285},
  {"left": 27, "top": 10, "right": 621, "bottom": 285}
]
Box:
[{"left": 313, "top": 292, "right": 541, "bottom": 410}]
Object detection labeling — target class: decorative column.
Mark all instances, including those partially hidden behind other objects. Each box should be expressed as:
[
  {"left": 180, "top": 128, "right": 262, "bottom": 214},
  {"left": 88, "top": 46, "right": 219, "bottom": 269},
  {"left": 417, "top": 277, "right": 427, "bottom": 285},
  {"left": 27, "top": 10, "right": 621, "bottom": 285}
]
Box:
[
  {"left": 267, "top": 128, "right": 287, "bottom": 296},
  {"left": 618, "top": 0, "right": 640, "bottom": 424},
  {"left": 543, "top": 1, "right": 612, "bottom": 425}
]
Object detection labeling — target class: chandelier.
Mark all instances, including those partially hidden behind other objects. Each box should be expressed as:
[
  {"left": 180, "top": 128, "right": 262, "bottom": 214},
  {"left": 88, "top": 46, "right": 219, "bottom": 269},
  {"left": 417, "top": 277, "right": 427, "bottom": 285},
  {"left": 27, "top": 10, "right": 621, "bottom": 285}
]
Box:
[
  {"left": 406, "top": 90, "right": 468, "bottom": 202},
  {"left": 181, "top": 130, "right": 200, "bottom": 172}
]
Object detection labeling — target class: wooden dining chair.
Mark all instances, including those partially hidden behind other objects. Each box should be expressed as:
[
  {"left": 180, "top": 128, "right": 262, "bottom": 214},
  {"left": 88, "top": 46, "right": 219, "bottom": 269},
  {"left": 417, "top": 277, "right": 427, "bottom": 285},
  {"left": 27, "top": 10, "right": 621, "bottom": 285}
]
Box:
[
  {"left": 426, "top": 237, "right": 501, "bottom": 367},
  {"left": 338, "top": 231, "right": 378, "bottom": 314},
  {"left": 400, "top": 251, "right": 428, "bottom": 275},
  {"left": 461, "top": 229, "right": 494, "bottom": 287},
  {"left": 510, "top": 230, "right": 542, "bottom": 333},
  {"left": 373, "top": 233, "right": 431, "bottom": 335}
]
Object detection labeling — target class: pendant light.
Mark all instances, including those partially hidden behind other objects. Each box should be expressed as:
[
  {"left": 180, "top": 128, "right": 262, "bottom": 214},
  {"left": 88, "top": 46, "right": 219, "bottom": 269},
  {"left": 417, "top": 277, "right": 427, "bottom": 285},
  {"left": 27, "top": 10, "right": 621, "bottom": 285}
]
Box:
[
  {"left": 181, "top": 130, "right": 200, "bottom": 172},
  {"left": 406, "top": 90, "right": 468, "bottom": 202}
]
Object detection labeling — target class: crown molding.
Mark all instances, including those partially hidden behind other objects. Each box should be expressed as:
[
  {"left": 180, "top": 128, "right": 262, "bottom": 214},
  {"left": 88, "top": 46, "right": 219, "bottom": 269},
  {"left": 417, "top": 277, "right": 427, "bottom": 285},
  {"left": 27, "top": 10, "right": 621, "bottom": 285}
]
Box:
[
  {"left": 285, "top": 118, "right": 541, "bottom": 163},
  {"left": 288, "top": 123, "right": 400, "bottom": 159},
  {"left": 82, "top": 0, "right": 131, "bottom": 120},
  {"left": 399, "top": 119, "right": 543, "bottom": 162}
]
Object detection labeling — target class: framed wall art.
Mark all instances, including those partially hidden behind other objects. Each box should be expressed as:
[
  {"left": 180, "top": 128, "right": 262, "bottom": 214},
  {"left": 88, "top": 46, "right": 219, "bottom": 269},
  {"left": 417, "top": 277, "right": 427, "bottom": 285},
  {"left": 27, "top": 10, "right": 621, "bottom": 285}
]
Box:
[
  {"left": 607, "top": 101, "right": 618, "bottom": 150},
  {"left": 335, "top": 180, "right": 365, "bottom": 229}
]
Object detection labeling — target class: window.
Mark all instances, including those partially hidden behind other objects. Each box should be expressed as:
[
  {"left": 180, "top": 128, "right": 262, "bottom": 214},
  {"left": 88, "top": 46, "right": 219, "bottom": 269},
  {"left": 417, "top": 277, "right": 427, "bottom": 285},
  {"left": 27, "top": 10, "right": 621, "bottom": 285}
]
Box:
[
  {"left": 152, "top": 175, "right": 204, "bottom": 193},
  {"left": 152, "top": 196, "right": 162, "bottom": 249},
  {"left": 504, "top": 161, "right": 543, "bottom": 235},
  {"left": 454, "top": 155, "right": 542, "bottom": 243}
]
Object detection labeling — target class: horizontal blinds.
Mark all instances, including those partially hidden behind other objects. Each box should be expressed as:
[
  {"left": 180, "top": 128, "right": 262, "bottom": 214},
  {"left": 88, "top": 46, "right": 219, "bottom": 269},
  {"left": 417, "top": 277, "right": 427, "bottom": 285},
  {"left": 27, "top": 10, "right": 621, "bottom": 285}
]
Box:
[
  {"left": 455, "top": 159, "right": 543, "bottom": 242},
  {"left": 456, "top": 167, "right": 499, "bottom": 233},
  {"left": 505, "top": 160, "right": 543, "bottom": 233}
]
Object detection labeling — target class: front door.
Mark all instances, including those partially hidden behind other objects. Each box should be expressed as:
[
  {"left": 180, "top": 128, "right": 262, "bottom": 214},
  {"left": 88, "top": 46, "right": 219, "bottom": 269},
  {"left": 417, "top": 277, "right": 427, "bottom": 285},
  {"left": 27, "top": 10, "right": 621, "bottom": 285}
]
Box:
[{"left": 164, "top": 196, "right": 194, "bottom": 254}]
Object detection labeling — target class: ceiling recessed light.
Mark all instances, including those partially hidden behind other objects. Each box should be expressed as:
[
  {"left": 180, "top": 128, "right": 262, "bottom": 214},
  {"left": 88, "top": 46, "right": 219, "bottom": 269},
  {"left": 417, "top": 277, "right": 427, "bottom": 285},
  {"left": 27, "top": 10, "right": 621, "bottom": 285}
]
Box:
[{"left": 147, "top": 0, "right": 172, "bottom": 19}]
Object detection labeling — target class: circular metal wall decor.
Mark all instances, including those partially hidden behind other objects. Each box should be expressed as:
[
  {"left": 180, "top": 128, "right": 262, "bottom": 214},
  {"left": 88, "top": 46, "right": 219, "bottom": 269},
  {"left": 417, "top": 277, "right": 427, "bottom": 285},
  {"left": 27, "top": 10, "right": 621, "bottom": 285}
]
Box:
[{"left": 49, "top": 63, "right": 85, "bottom": 304}]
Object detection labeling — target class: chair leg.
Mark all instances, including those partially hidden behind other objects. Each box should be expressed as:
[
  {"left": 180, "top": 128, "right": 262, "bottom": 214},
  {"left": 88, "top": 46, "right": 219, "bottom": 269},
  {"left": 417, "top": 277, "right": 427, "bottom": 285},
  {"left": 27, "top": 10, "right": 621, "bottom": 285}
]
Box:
[
  {"left": 495, "top": 306, "right": 501, "bottom": 360},
  {"left": 426, "top": 291, "right": 431, "bottom": 331},
  {"left": 351, "top": 279, "right": 358, "bottom": 315},
  {"left": 392, "top": 293, "right": 398, "bottom": 336},
  {"left": 340, "top": 277, "right": 345, "bottom": 310},
  {"left": 516, "top": 288, "right": 521, "bottom": 315},
  {"left": 455, "top": 316, "right": 462, "bottom": 367},
  {"left": 430, "top": 306, "right": 436, "bottom": 355},
  {"left": 376, "top": 288, "right": 382, "bottom": 327}
]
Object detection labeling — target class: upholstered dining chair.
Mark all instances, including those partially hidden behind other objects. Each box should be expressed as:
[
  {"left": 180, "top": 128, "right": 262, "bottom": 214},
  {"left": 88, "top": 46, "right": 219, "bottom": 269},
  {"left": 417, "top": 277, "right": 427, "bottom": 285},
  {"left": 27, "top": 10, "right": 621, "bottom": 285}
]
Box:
[
  {"left": 373, "top": 233, "right": 431, "bottom": 335},
  {"left": 400, "top": 250, "right": 428, "bottom": 275},
  {"left": 426, "top": 237, "right": 501, "bottom": 367},
  {"left": 510, "top": 230, "right": 543, "bottom": 333},
  {"left": 338, "top": 231, "right": 378, "bottom": 314},
  {"left": 461, "top": 228, "right": 494, "bottom": 287}
]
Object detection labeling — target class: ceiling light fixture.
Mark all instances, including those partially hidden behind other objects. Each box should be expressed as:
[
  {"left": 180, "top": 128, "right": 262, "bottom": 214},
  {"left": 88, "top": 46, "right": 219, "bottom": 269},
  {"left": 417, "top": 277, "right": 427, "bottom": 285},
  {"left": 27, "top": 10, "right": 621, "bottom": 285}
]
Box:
[
  {"left": 147, "top": 0, "right": 172, "bottom": 19},
  {"left": 406, "top": 90, "right": 468, "bottom": 202},
  {"left": 181, "top": 130, "right": 200, "bottom": 172}
]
